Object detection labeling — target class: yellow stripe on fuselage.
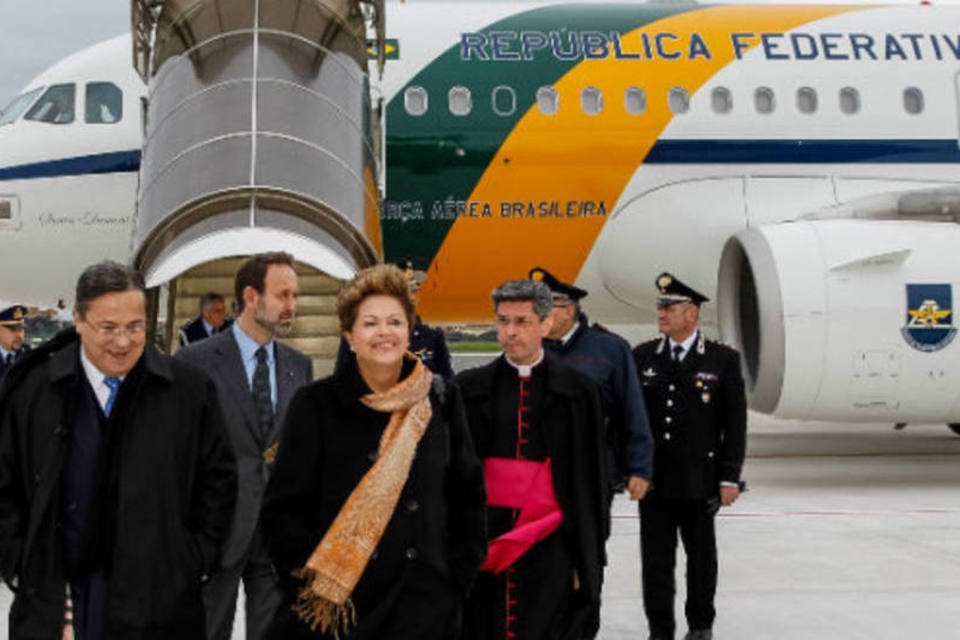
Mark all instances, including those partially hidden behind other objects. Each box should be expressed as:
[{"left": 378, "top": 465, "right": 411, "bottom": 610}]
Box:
[{"left": 418, "top": 4, "right": 864, "bottom": 322}]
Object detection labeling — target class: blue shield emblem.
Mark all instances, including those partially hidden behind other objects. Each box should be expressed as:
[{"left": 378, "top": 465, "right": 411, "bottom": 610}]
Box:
[{"left": 901, "top": 284, "right": 957, "bottom": 352}]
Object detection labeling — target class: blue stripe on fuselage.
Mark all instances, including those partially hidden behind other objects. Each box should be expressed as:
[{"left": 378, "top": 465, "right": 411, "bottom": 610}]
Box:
[
  {"left": 645, "top": 139, "right": 960, "bottom": 164},
  {"left": 0, "top": 140, "right": 957, "bottom": 183},
  {"left": 0, "top": 150, "right": 142, "bottom": 181}
]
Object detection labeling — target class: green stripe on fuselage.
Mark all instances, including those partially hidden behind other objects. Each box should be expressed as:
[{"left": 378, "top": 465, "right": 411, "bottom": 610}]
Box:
[{"left": 383, "top": 3, "right": 696, "bottom": 267}]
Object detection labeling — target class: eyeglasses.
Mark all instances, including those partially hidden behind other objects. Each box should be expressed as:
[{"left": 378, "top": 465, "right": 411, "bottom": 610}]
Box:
[
  {"left": 495, "top": 316, "right": 540, "bottom": 328},
  {"left": 89, "top": 321, "right": 147, "bottom": 340}
]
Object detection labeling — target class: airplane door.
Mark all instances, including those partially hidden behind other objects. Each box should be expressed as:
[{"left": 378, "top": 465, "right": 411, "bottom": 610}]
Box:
[{"left": 956, "top": 72, "right": 960, "bottom": 149}]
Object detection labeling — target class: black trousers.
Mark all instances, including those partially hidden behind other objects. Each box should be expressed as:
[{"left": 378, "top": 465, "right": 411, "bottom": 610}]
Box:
[{"left": 639, "top": 499, "right": 717, "bottom": 637}]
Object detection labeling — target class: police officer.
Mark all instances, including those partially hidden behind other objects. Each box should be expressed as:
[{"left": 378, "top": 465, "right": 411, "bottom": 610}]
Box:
[
  {"left": 334, "top": 261, "right": 453, "bottom": 378},
  {"left": 0, "top": 305, "right": 29, "bottom": 379},
  {"left": 632, "top": 273, "right": 746, "bottom": 640},
  {"left": 530, "top": 266, "right": 655, "bottom": 639}
]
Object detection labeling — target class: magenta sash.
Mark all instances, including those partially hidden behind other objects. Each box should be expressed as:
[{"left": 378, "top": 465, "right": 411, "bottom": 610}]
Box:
[{"left": 480, "top": 457, "right": 563, "bottom": 573}]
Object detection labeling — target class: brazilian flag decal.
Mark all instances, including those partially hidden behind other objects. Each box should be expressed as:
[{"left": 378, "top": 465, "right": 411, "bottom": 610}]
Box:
[{"left": 368, "top": 38, "right": 399, "bottom": 60}]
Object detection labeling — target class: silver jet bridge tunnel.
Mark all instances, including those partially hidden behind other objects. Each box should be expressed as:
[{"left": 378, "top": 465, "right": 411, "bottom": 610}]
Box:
[{"left": 131, "top": 0, "right": 384, "bottom": 366}]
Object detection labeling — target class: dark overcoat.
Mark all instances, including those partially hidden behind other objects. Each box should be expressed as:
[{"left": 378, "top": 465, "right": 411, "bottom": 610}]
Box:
[
  {"left": 261, "top": 358, "right": 486, "bottom": 640},
  {"left": 0, "top": 329, "right": 237, "bottom": 639},
  {"left": 456, "top": 354, "right": 607, "bottom": 636},
  {"left": 632, "top": 333, "right": 747, "bottom": 500},
  {"left": 546, "top": 313, "right": 654, "bottom": 481}
]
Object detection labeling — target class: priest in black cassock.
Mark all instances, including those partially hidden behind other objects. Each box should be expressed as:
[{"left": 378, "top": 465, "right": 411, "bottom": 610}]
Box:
[{"left": 457, "top": 279, "right": 606, "bottom": 640}]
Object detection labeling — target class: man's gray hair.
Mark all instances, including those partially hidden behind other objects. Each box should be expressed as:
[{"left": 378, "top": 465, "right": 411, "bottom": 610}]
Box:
[
  {"left": 75, "top": 261, "right": 146, "bottom": 317},
  {"left": 491, "top": 280, "right": 553, "bottom": 320}
]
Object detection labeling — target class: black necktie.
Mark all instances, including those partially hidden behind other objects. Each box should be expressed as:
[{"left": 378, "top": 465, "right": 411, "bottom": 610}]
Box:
[
  {"left": 3, "top": 353, "right": 12, "bottom": 366},
  {"left": 252, "top": 347, "right": 274, "bottom": 441},
  {"left": 672, "top": 344, "right": 684, "bottom": 363}
]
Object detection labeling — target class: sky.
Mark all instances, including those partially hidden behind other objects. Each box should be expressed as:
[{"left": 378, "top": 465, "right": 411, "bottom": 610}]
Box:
[
  {"left": 3, "top": 0, "right": 956, "bottom": 108},
  {"left": 0, "top": 0, "right": 130, "bottom": 107}
]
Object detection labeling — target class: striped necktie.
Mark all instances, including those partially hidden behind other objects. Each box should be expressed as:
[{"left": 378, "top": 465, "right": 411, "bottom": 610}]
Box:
[{"left": 252, "top": 347, "right": 274, "bottom": 441}]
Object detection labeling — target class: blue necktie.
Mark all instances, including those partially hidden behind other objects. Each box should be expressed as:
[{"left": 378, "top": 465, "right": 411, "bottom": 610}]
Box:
[{"left": 103, "top": 376, "right": 122, "bottom": 417}]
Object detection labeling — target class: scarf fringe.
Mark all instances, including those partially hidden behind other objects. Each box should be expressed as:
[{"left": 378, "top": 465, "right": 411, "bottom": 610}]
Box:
[{"left": 293, "top": 569, "right": 357, "bottom": 637}]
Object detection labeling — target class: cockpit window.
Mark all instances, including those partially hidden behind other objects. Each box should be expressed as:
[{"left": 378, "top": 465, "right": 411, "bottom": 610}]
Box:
[
  {"left": 86, "top": 82, "right": 123, "bottom": 124},
  {"left": 0, "top": 87, "right": 44, "bottom": 126},
  {"left": 24, "top": 84, "right": 75, "bottom": 124}
]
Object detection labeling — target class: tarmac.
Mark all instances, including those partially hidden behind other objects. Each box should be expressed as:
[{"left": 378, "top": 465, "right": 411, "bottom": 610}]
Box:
[{"left": 2, "top": 415, "right": 959, "bottom": 639}]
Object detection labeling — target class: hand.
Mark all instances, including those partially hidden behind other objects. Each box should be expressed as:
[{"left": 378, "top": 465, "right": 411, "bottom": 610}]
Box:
[
  {"left": 627, "top": 476, "right": 650, "bottom": 501},
  {"left": 720, "top": 484, "right": 740, "bottom": 507},
  {"left": 572, "top": 570, "right": 580, "bottom": 591}
]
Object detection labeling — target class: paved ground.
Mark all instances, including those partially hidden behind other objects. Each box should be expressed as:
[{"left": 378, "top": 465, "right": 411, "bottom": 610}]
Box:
[{"left": 3, "top": 416, "right": 959, "bottom": 639}]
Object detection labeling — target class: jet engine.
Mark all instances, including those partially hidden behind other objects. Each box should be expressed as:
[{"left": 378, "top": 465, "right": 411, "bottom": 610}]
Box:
[{"left": 717, "top": 219, "right": 960, "bottom": 423}]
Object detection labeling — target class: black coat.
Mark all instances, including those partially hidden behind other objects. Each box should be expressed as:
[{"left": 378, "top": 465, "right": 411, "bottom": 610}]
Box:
[
  {"left": 456, "top": 355, "right": 607, "bottom": 622},
  {"left": 178, "top": 316, "right": 234, "bottom": 347},
  {"left": 632, "top": 333, "right": 747, "bottom": 501},
  {"left": 262, "top": 358, "right": 486, "bottom": 640},
  {"left": 0, "top": 330, "right": 237, "bottom": 640}
]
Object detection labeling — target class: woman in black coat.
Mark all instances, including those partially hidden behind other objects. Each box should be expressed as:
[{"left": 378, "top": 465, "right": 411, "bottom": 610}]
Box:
[{"left": 262, "top": 264, "right": 486, "bottom": 640}]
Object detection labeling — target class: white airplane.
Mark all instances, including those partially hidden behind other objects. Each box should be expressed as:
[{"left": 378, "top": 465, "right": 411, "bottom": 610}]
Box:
[{"left": 3, "top": 1, "right": 960, "bottom": 431}]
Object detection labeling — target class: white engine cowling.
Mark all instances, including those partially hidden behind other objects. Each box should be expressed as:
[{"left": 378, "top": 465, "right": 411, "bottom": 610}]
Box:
[{"left": 717, "top": 219, "right": 960, "bottom": 422}]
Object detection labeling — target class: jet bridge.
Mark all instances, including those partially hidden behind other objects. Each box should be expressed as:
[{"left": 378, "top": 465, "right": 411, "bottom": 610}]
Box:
[{"left": 130, "top": 0, "right": 384, "bottom": 367}]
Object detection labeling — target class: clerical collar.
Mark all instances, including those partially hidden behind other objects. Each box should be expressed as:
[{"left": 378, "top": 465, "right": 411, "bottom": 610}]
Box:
[{"left": 505, "top": 350, "right": 544, "bottom": 377}]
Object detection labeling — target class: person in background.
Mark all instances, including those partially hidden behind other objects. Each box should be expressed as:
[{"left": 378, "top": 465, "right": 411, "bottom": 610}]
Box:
[
  {"left": 175, "top": 252, "right": 312, "bottom": 640},
  {"left": 262, "top": 263, "right": 485, "bottom": 639},
  {"left": 179, "top": 292, "right": 233, "bottom": 347},
  {"left": 0, "top": 304, "right": 29, "bottom": 380},
  {"left": 458, "top": 279, "right": 606, "bottom": 640},
  {"left": 529, "top": 266, "right": 654, "bottom": 639},
  {"left": 632, "top": 273, "right": 747, "bottom": 640},
  {"left": 0, "top": 260, "right": 236, "bottom": 640}
]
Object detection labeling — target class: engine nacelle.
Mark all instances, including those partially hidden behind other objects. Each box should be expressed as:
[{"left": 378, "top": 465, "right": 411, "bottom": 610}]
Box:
[{"left": 717, "top": 219, "right": 960, "bottom": 422}]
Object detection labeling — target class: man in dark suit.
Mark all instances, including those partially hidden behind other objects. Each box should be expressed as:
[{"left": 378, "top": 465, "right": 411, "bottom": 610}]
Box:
[
  {"left": 0, "top": 261, "right": 236, "bottom": 639},
  {"left": 632, "top": 273, "right": 747, "bottom": 640},
  {"left": 179, "top": 292, "right": 233, "bottom": 347},
  {"left": 176, "top": 252, "right": 313, "bottom": 640}
]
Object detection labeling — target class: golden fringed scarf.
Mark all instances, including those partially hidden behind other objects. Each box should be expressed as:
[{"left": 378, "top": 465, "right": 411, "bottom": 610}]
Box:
[{"left": 294, "top": 357, "right": 433, "bottom": 637}]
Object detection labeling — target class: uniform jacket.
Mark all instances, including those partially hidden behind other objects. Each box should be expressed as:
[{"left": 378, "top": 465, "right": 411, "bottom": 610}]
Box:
[
  {"left": 456, "top": 354, "right": 607, "bottom": 606},
  {"left": 632, "top": 333, "right": 747, "bottom": 501},
  {"left": 546, "top": 314, "right": 654, "bottom": 480},
  {"left": 261, "top": 357, "right": 486, "bottom": 639},
  {"left": 0, "top": 329, "right": 237, "bottom": 639},
  {"left": 178, "top": 316, "right": 234, "bottom": 347},
  {"left": 0, "top": 345, "right": 30, "bottom": 381},
  {"left": 174, "top": 327, "right": 312, "bottom": 568}
]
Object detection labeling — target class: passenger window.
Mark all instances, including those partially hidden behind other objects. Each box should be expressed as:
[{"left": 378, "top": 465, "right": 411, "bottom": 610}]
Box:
[
  {"left": 537, "top": 86, "right": 559, "bottom": 115},
  {"left": 448, "top": 86, "right": 472, "bottom": 116},
  {"left": 0, "top": 87, "right": 43, "bottom": 126},
  {"left": 796, "top": 87, "right": 818, "bottom": 114},
  {"left": 581, "top": 86, "right": 603, "bottom": 115},
  {"left": 24, "top": 83, "right": 75, "bottom": 124},
  {"left": 754, "top": 87, "right": 775, "bottom": 114},
  {"left": 86, "top": 82, "right": 123, "bottom": 124},
  {"left": 668, "top": 87, "right": 689, "bottom": 115},
  {"left": 711, "top": 87, "right": 733, "bottom": 114},
  {"left": 839, "top": 87, "right": 860, "bottom": 115},
  {"left": 903, "top": 87, "right": 924, "bottom": 115},
  {"left": 492, "top": 86, "right": 516, "bottom": 117},
  {"left": 404, "top": 86, "right": 428, "bottom": 116},
  {"left": 624, "top": 87, "right": 646, "bottom": 115}
]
